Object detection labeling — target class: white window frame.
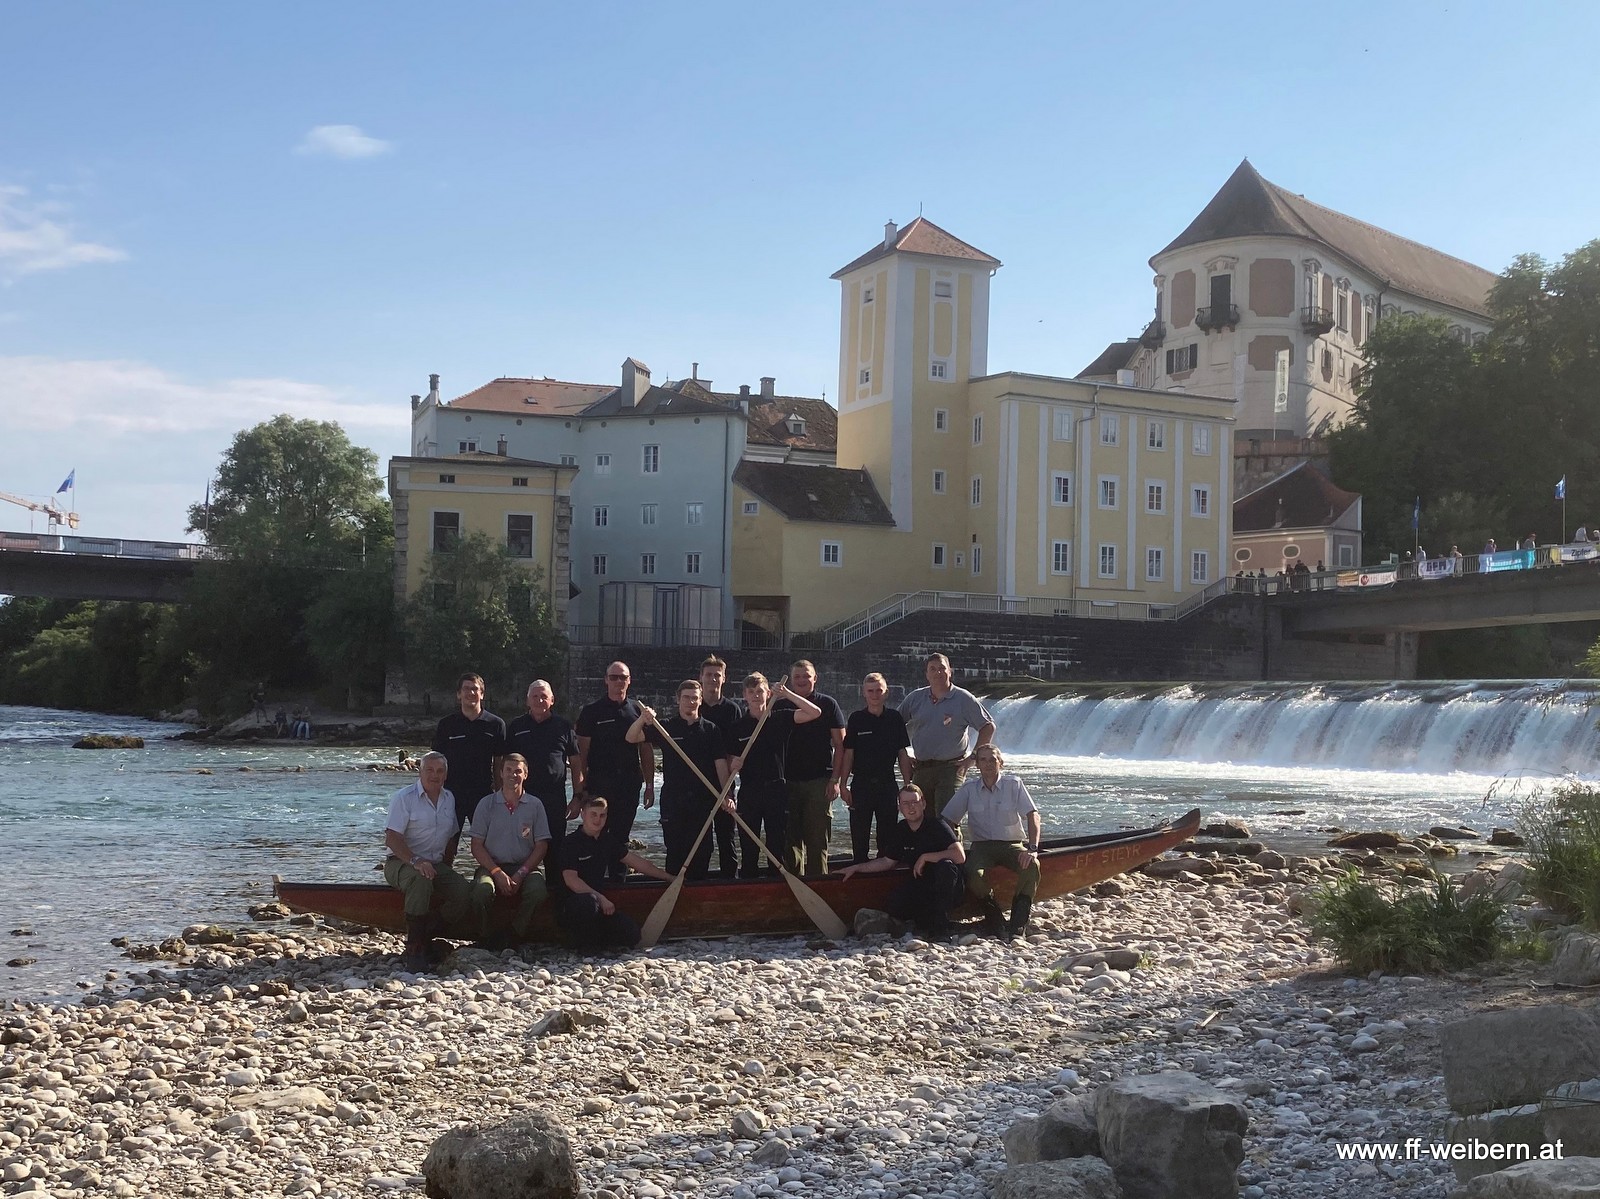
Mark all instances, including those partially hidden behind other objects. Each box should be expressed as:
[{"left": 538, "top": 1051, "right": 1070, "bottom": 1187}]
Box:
[
  {"left": 1146, "top": 420, "right": 1166, "bottom": 451},
  {"left": 640, "top": 553, "right": 656, "bottom": 576},
  {"left": 1145, "top": 546, "right": 1165, "bottom": 582},
  {"left": 932, "top": 470, "right": 947, "bottom": 495},
  {"left": 1051, "top": 540, "right": 1072, "bottom": 575},
  {"left": 1191, "top": 485, "right": 1211, "bottom": 518},
  {"left": 1146, "top": 480, "right": 1166, "bottom": 514},
  {"left": 594, "top": 453, "right": 612, "bottom": 475},
  {"left": 685, "top": 501, "right": 704, "bottom": 526},
  {"left": 970, "top": 476, "right": 981, "bottom": 507},
  {"left": 457, "top": 439, "right": 478, "bottom": 454},
  {"left": 859, "top": 368, "right": 871, "bottom": 385},
  {"left": 685, "top": 552, "right": 702, "bottom": 575},
  {"left": 1192, "top": 424, "right": 1212, "bottom": 455},
  {"left": 1191, "top": 550, "right": 1210, "bottom": 584},
  {"left": 642, "top": 444, "right": 660, "bottom": 474},
  {"left": 741, "top": 500, "right": 760, "bottom": 516},
  {"left": 930, "top": 359, "right": 948, "bottom": 380},
  {"left": 1338, "top": 544, "right": 1355, "bottom": 567},
  {"left": 592, "top": 554, "right": 607, "bottom": 577},
  {"left": 641, "top": 502, "right": 658, "bottom": 527},
  {"left": 934, "top": 408, "right": 949, "bottom": 432},
  {"left": 933, "top": 280, "right": 953, "bottom": 299},
  {"left": 931, "top": 543, "right": 947, "bottom": 569},
  {"left": 1098, "top": 544, "right": 1118, "bottom": 578},
  {"left": 971, "top": 545, "right": 982, "bottom": 575},
  {"left": 1051, "top": 472, "right": 1074, "bottom": 506},
  {"left": 821, "top": 541, "right": 842, "bottom": 568},
  {"left": 1099, "top": 414, "right": 1119, "bottom": 446},
  {"left": 593, "top": 506, "right": 609, "bottom": 528},
  {"left": 1098, "top": 476, "right": 1119, "bottom": 510},
  {"left": 559, "top": 454, "right": 577, "bottom": 467},
  {"left": 1053, "top": 409, "right": 1075, "bottom": 441}
]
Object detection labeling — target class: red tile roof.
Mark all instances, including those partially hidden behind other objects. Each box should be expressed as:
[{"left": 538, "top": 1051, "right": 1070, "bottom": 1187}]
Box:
[
  {"left": 1233, "top": 462, "right": 1360, "bottom": 532},
  {"left": 444, "top": 377, "right": 612, "bottom": 416},
  {"left": 832, "top": 217, "right": 1001, "bottom": 279},
  {"left": 733, "top": 461, "right": 893, "bottom": 525}
]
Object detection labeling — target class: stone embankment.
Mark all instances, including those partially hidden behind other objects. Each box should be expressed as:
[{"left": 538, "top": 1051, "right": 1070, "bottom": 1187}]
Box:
[{"left": 6, "top": 843, "right": 1561, "bottom": 1199}]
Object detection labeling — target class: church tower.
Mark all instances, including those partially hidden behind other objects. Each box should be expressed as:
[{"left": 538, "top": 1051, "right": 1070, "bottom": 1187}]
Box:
[{"left": 832, "top": 218, "right": 1000, "bottom": 530}]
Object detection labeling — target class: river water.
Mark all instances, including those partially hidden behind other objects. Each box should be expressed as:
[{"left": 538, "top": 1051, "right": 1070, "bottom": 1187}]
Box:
[{"left": 3, "top": 681, "right": 1591, "bottom": 1000}]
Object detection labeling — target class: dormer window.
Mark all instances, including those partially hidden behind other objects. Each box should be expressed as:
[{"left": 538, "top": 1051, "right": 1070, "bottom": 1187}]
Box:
[{"left": 786, "top": 413, "right": 806, "bottom": 436}]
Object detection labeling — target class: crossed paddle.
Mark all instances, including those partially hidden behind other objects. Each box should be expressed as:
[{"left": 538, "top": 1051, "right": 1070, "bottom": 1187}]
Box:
[{"left": 638, "top": 687, "right": 848, "bottom": 948}]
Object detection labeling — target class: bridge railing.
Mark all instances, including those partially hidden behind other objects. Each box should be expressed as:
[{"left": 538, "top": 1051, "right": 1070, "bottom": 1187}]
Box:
[{"left": 0, "top": 530, "right": 218, "bottom": 560}]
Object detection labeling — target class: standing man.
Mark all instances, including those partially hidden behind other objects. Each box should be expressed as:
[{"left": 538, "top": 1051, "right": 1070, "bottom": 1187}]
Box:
[
  {"left": 383, "top": 752, "right": 475, "bottom": 970},
  {"left": 775, "top": 659, "right": 846, "bottom": 877},
  {"left": 899, "top": 653, "right": 995, "bottom": 820},
  {"left": 576, "top": 661, "right": 655, "bottom": 884},
  {"left": 837, "top": 785, "right": 966, "bottom": 941},
  {"left": 625, "top": 680, "right": 731, "bottom": 879},
  {"left": 431, "top": 672, "right": 507, "bottom": 854},
  {"left": 697, "top": 655, "right": 744, "bottom": 878},
  {"left": 943, "top": 745, "right": 1042, "bottom": 940},
  {"left": 837, "top": 672, "right": 914, "bottom": 862},
  {"left": 467, "top": 754, "right": 551, "bottom": 947},
  {"left": 726, "top": 673, "right": 820, "bottom": 878},
  {"left": 558, "top": 797, "right": 674, "bottom": 951},
  {"left": 505, "top": 679, "right": 582, "bottom": 877}
]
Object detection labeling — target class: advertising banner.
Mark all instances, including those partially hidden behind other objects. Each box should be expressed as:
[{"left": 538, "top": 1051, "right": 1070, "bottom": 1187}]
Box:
[
  {"left": 1481, "top": 551, "right": 1532, "bottom": 573},
  {"left": 1346, "top": 569, "right": 1397, "bottom": 587},
  {"left": 1418, "top": 557, "right": 1457, "bottom": 580},
  {"left": 1560, "top": 543, "right": 1598, "bottom": 563},
  {"left": 1274, "top": 349, "right": 1290, "bottom": 415}
]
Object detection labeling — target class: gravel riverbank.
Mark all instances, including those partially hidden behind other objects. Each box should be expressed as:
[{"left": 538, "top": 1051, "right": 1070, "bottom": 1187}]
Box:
[{"left": 0, "top": 855, "right": 1538, "bottom": 1199}]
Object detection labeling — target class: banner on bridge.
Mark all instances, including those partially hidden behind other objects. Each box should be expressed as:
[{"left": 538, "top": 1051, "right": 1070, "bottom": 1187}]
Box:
[
  {"left": 1339, "top": 569, "right": 1397, "bottom": 588},
  {"left": 1482, "top": 550, "right": 1534, "bottom": 573},
  {"left": 1557, "top": 543, "right": 1599, "bottom": 563},
  {"left": 1418, "top": 557, "right": 1457, "bottom": 580}
]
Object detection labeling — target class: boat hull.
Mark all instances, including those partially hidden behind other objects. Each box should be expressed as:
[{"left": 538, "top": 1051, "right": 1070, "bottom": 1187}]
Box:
[{"left": 275, "top": 808, "right": 1201, "bottom": 942}]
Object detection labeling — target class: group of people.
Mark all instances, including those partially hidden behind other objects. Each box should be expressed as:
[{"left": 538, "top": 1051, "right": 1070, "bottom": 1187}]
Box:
[
  {"left": 1233, "top": 560, "right": 1327, "bottom": 594},
  {"left": 382, "top": 652, "right": 1044, "bottom": 967}
]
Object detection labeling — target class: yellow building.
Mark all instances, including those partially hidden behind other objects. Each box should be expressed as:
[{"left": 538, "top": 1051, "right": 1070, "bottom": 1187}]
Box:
[
  {"left": 731, "top": 217, "right": 1236, "bottom": 638},
  {"left": 387, "top": 452, "right": 577, "bottom": 622}
]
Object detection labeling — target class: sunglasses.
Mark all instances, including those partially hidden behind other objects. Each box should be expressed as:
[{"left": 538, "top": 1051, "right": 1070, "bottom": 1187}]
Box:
[{"left": 607, "top": 674, "right": 629, "bottom": 680}]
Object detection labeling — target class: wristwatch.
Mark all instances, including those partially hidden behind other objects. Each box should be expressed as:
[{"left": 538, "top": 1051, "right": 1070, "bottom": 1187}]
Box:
[{"left": 1024, "top": 842, "right": 1039, "bottom": 853}]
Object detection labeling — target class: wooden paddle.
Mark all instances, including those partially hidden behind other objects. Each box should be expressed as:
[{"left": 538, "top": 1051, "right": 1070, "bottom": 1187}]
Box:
[{"left": 647, "top": 694, "right": 849, "bottom": 942}]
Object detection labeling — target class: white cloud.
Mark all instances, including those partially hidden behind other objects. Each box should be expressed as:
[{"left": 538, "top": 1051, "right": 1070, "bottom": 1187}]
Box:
[
  {"left": 0, "top": 186, "right": 126, "bottom": 277},
  {"left": 295, "top": 124, "right": 394, "bottom": 159}
]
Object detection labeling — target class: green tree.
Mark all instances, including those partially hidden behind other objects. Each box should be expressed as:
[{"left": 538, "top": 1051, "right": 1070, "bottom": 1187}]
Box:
[
  {"left": 305, "top": 557, "right": 395, "bottom": 709},
  {"left": 403, "top": 531, "right": 564, "bottom": 700}
]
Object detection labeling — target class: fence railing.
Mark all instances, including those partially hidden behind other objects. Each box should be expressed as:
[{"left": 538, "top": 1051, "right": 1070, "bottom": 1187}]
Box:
[{"left": 0, "top": 529, "right": 217, "bottom": 560}]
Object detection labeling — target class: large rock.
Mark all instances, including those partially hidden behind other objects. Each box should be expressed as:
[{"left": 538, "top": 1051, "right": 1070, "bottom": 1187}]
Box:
[
  {"left": 1199, "top": 821, "right": 1251, "bottom": 839},
  {"left": 1095, "top": 1071, "right": 1247, "bottom": 1199},
  {"left": 992, "top": 1158, "right": 1123, "bottom": 1199},
  {"left": 1442, "top": 1006, "right": 1600, "bottom": 1115},
  {"left": 1446, "top": 1105, "right": 1548, "bottom": 1183},
  {"left": 232, "top": 1086, "right": 336, "bottom": 1114},
  {"left": 1432, "top": 825, "right": 1482, "bottom": 840},
  {"left": 1144, "top": 856, "right": 1218, "bottom": 878},
  {"left": 1554, "top": 932, "right": 1600, "bottom": 987},
  {"left": 422, "top": 1111, "right": 578, "bottom": 1199},
  {"left": 1003, "top": 1095, "right": 1101, "bottom": 1163},
  {"left": 1539, "top": 1079, "right": 1600, "bottom": 1161},
  {"left": 1327, "top": 830, "right": 1403, "bottom": 850},
  {"left": 1448, "top": 1157, "right": 1600, "bottom": 1197}
]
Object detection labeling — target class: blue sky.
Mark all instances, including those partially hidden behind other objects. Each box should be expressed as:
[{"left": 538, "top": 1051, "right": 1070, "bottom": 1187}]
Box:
[{"left": 3, "top": 1, "right": 1597, "bottom": 541}]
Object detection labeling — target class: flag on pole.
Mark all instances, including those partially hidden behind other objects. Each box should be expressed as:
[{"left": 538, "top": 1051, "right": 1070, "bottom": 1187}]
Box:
[
  {"left": 1556, "top": 476, "right": 1567, "bottom": 500},
  {"left": 56, "top": 470, "right": 74, "bottom": 494},
  {"left": 1412, "top": 497, "right": 1420, "bottom": 531}
]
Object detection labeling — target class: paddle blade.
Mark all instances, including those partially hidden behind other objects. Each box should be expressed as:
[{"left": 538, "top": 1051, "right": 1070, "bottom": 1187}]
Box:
[
  {"left": 639, "top": 874, "right": 687, "bottom": 949},
  {"left": 780, "top": 870, "right": 848, "bottom": 940}
]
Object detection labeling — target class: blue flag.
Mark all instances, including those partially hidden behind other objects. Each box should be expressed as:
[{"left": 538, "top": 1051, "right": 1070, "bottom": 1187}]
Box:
[
  {"left": 1556, "top": 476, "right": 1567, "bottom": 500},
  {"left": 1412, "top": 497, "right": 1420, "bottom": 531},
  {"left": 56, "top": 469, "right": 74, "bottom": 494}
]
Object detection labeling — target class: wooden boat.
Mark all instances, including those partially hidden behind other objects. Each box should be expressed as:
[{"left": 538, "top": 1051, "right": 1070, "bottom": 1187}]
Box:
[{"left": 274, "top": 809, "right": 1200, "bottom": 943}]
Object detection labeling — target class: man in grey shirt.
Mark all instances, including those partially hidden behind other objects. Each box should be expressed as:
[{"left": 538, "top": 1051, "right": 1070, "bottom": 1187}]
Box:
[
  {"left": 468, "top": 753, "right": 552, "bottom": 947},
  {"left": 899, "top": 653, "right": 995, "bottom": 820},
  {"left": 944, "top": 745, "right": 1041, "bottom": 940}
]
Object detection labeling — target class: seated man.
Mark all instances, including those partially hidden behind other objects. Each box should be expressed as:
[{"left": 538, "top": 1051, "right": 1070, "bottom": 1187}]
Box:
[
  {"left": 383, "top": 751, "right": 476, "bottom": 969},
  {"left": 468, "top": 752, "right": 551, "bottom": 948},
  {"left": 943, "top": 745, "right": 1041, "bottom": 941},
  {"left": 557, "top": 796, "right": 673, "bottom": 951},
  {"left": 837, "top": 784, "right": 966, "bottom": 940}
]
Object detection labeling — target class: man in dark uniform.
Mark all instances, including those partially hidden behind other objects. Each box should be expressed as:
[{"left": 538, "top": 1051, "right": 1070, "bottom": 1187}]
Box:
[
  {"left": 575, "top": 661, "right": 654, "bottom": 883},
  {"left": 430, "top": 672, "right": 507, "bottom": 856},
  {"left": 837, "top": 672, "right": 914, "bottom": 862},
  {"left": 837, "top": 784, "right": 966, "bottom": 941},
  {"left": 557, "top": 797, "right": 673, "bottom": 951},
  {"left": 626, "top": 680, "right": 731, "bottom": 879},
  {"left": 697, "top": 655, "right": 744, "bottom": 877},
  {"left": 504, "top": 678, "right": 582, "bottom": 879},
  {"left": 775, "top": 659, "right": 846, "bottom": 877},
  {"left": 725, "top": 673, "right": 820, "bottom": 878}
]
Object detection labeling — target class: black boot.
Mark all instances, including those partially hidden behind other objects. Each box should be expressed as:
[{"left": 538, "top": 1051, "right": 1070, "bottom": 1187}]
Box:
[
  {"left": 402, "top": 917, "right": 432, "bottom": 971},
  {"left": 980, "top": 897, "right": 1010, "bottom": 941},
  {"left": 1008, "top": 895, "right": 1033, "bottom": 938}
]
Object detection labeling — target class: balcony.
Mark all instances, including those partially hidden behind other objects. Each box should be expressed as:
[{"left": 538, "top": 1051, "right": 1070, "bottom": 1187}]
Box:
[
  {"left": 1194, "top": 304, "right": 1240, "bottom": 333},
  {"left": 1301, "top": 305, "right": 1335, "bottom": 335},
  {"left": 1138, "top": 319, "right": 1167, "bottom": 348}
]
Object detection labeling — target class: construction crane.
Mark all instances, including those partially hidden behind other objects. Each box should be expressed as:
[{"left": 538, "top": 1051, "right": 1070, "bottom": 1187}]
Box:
[{"left": 0, "top": 490, "right": 79, "bottom": 530}]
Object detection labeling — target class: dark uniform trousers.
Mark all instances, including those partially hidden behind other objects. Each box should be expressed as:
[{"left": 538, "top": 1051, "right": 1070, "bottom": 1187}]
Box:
[
  {"left": 736, "top": 778, "right": 788, "bottom": 877},
  {"left": 885, "top": 860, "right": 964, "bottom": 934},
  {"left": 849, "top": 774, "right": 900, "bottom": 862}
]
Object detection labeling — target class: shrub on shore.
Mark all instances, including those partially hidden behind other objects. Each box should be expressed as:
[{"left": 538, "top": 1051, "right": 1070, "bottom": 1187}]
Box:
[
  {"left": 1307, "top": 869, "right": 1507, "bottom": 974},
  {"left": 1518, "top": 783, "right": 1600, "bottom": 927}
]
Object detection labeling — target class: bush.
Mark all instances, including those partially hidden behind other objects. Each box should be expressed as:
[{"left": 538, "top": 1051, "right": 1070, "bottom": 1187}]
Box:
[
  {"left": 1518, "top": 783, "right": 1600, "bottom": 926},
  {"left": 1307, "top": 869, "right": 1508, "bottom": 974}
]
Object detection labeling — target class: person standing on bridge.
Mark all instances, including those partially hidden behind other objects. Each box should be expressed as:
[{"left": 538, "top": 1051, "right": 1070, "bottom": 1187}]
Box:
[{"left": 900, "top": 653, "right": 995, "bottom": 821}]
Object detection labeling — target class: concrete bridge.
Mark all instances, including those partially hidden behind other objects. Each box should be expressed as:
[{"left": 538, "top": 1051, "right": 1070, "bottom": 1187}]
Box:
[{"left": 0, "top": 530, "right": 207, "bottom": 602}]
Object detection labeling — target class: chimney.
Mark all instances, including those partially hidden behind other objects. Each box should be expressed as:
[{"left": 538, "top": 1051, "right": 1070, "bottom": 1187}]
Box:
[
  {"left": 496, "top": 435, "right": 508, "bottom": 456},
  {"left": 760, "top": 376, "right": 776, "bottom": 398},
  {"left": 621, "top": 358, "right": 650, "bottom": 408},
  {"left": 410, "top": 393, "right": 422, "bottom": 412},
  {"left": 426, "top": 374, "right": 440, "bottom": 405},
  {"left": 739, "top": 384, "right": 750, "bottom": 400},
  {"left": 691, "top": 362, "right": 699, "bottom": 380},
  {"left": 883, "top": 220, "right": 898, "bottom": 249}
]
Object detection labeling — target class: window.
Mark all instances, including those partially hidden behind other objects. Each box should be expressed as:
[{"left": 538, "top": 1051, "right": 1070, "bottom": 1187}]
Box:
[
  {"left": 1165, "top": 345, "right": 1198, "bottom": 373},
  {"left": 1053, "top": 409, "right": 1075, "bottom": 441},
  {"left": 1051, "top": 473, "right": 1073, "bottom": 506},
  {"left": 507, "top": 514, "right": 534, "bottom": 559},
  {"left": 1146, "top": 547, "right": 1164, "bottom": 581},
  {"left": 1098, "top": 476, "right": 1119, "bottom": 509},
  {"left": 931, "top": 544, "right": 947, "bottom": 568},
  {"left": 863, "top": 286, "right": 875, "bottom": 304},
  {"left": 1191, "top": 485, "right": 1211, "bottom": 517},
  {"left": 685, "top": 552, "right": 702, "bottom": 575},
  {"left": 1100, "top": 414, "right": 1119, "bottom": 445},
  {"left": 1191, "top": 550, "right": 1210, "bottom": 584},
  {"left": 972, "top": 414, "right": 983, "bottom": 444},
  {"left": 932, "top": 470, "right": 947, "bottom": 495},
  {"left": 437, "top": 473, "right": 456, "bottom": 484},
  {"left": 934, "top": 280, "right": 953, "bottom": 298},
  {"left": 821, "top": 541, "right": 842, "bottom": 567},
  {"left": 1098, "top": 544, "right": 1118, "bottom": 578},
  {"left": 642, "top": 445, "right": 660, "bottom": 474},
  {"left": 512, "top": 476, "right": 529, "bottom": 487},
  {"left": 593, "top": 506, "right": 609, "bottom": 528},
  {"left": 1147, "top": 421, "right": 1166, "bottom": 450},
  {"left": 1338, "top": 544, "right": 1355, "bottom": 567},
  {"left": 1336, "top": 290, "right": 1350, "bottom": 333},
  {"left": 641, "top": 503, "right": 658, "bottom": 526},
  {"left": 431, "top": 512, "right": 459, "bottom": 552},
  {"left": 592, "top": 554, "right": 607, "bottom": 577},
  {"left": 1192, "top": 424, "right": 1212, "bottom": 455},
  {"left": 741, "top": 500, "right": 760, "bottom": 516},
  {"left": 685, "top": 501, "right": 704, "bottom": 526},
  {"left": 1051, "top": 541, "right": 1072, "bottom": 575},
  {"left": 930, "top": 359, "right": 948, "bottom": 380},
  {"left": 1146, "top": 482, "right": 1165, "bottom": 514},
  {"left": 595, "top": 453, "right": 612, "bottom": 475},
  {"left": 971, "top": 546, "right": 982, "bottom": 575},
  {"left": 559, "top": 455, "right": 577, "bottom": 467},
  {"left": 786, "top": 415, "right": 806, "bottom": 436},
  {"left": 934, "top": 409, "right": 949, "bottom": 432},
  {"left": 970, "top": 476, "right": 982, "bottom": 506},
  {"left": 640, "top": 553, "right": 656, "bottom": 575},
  {"left": 458, "top": 440, "right": 478, "bottom": 453},
  {"left": 859, "top": 368, "right": 871, "bottom": 385}
]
